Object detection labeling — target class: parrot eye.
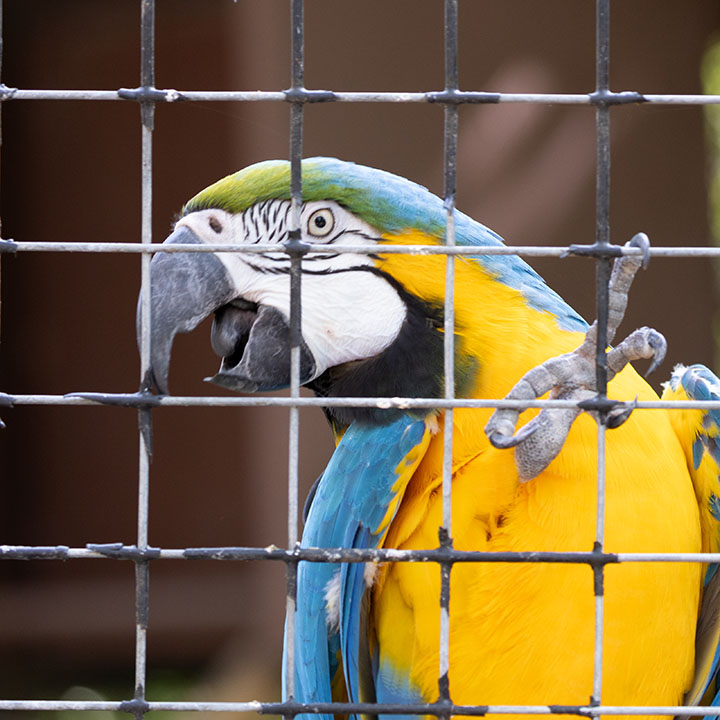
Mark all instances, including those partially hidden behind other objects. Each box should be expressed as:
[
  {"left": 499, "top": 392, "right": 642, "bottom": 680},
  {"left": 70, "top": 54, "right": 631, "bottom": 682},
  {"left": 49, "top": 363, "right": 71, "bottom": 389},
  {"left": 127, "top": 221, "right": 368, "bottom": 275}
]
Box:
[
  {"left": 307, "top": 208, "right": 335, "bottom": 238},
  {"left": 208, "top": 216, "right": 223, "bottom": 234}
]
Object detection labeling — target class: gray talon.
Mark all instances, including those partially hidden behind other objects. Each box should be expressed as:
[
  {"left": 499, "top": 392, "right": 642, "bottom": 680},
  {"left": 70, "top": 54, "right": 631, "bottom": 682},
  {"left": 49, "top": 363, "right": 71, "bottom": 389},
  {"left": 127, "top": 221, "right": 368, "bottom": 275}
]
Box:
[
  {"left": 629, "top": 232, "right": 651, "bottom": 270},
  {"left": 487, "top": 432, "right": 519, "bottom": 450},
  {"left": 645, "top": 331, "right": 667, "bottom": 376},
  {"left": 488, "top": 420, "right": 538, "bottom": 449},
  {"left": 606, "top": 398, "right": 638, "bottom": 429}
]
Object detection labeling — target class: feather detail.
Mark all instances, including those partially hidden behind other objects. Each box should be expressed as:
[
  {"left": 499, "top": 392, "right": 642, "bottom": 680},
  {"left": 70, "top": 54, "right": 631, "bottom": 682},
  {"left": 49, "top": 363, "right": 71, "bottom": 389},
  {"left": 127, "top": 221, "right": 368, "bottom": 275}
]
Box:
[
  {"left": 287, "top": 415, "right": 431, "bottom": 720},
  {"left": 324, "top": 570, "right": 342, "bottom": 633},
  {"left": 663, "top": 364, "right": 720, "bottom": 709}
]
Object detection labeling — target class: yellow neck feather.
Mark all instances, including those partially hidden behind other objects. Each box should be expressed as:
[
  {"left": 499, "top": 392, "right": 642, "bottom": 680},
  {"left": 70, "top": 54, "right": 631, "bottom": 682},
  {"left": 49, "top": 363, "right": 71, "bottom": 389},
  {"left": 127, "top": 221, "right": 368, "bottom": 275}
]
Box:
[{"left": 377, "top": 230, "right": 585, "bottom": 400}]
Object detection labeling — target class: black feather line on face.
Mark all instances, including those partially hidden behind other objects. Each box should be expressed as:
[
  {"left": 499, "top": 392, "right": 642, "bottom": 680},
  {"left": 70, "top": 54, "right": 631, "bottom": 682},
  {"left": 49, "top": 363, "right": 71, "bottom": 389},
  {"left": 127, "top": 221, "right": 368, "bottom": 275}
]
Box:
[
  {"left": 249, "top": 204, "right": 261, "bottom": 242},
  {"left": 307, "top": 271, "right": 477, "bottom": 427},
  {"left": 240, "top": 259, "right": 376, "bottom": 275}
]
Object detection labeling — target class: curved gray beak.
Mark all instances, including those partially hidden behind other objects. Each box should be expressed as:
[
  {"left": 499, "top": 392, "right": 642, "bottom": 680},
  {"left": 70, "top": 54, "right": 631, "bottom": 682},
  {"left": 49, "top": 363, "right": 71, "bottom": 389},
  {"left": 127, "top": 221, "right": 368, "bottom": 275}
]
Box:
[
  {"left": 138, "top": 225, "right": 236, "bottom": 394},
  {"left": 138, "top": 224, "right": 316, "bottom": 394}
]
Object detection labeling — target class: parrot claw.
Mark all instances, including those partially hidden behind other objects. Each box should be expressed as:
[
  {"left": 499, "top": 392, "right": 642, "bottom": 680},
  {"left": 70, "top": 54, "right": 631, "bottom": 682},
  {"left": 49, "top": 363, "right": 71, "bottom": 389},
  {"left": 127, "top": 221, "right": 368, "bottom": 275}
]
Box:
[
  {"left": 645, "top": 330, "right": 667, "bottom": 376},
  {"left": 628, "top": 231, "right": 651, "bottom": 270},
  {"left": 487, "top": 419, "right": 538, "bottom": 450},
  {"left": 605, "top": 397, "right": 638, "bottom": 429},
  {"left": 485, "top": 235, "right": 663, "bottom": 481},
  {"left": 606, "top": 326, "right": 667, "bottom": 379}
]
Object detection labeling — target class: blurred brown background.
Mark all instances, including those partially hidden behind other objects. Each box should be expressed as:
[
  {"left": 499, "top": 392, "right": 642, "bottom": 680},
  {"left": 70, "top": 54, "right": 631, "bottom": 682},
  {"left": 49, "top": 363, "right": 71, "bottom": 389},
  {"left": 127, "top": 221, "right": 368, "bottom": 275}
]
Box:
[{"left": 1, "top": 0, "right": 719, "bottom": 714}]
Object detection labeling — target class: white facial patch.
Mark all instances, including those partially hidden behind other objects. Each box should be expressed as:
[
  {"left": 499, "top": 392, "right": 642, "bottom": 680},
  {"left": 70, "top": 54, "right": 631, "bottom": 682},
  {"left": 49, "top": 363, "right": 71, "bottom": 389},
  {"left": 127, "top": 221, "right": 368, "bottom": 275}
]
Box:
[{"left": 176, "top": 203, "right": 407, "bottom": 378}]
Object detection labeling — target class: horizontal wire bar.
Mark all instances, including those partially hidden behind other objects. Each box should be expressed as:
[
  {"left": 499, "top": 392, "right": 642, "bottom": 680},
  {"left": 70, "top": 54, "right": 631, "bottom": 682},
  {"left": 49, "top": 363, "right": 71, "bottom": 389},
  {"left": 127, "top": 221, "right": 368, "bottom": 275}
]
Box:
[
  {"left": 5, "top": 240, "right": 720, "bottom": 258},
  {"left": 6, "top": 241, "right": 571, "bottom": 255},
  {"left": 0, "top": 700, "right": 260, "bottom": 714},
  {"left": 3, "top": 87, "right": 720, "bottom": 106},
  {"left": 2, "top": 699, "right": 720, "bottom": 716},
  {"left": 5, "top": 394, "right": 720, "bottom": 411},
  {"left": 2, "top": 543, "right": 720, "bottom": 564}
]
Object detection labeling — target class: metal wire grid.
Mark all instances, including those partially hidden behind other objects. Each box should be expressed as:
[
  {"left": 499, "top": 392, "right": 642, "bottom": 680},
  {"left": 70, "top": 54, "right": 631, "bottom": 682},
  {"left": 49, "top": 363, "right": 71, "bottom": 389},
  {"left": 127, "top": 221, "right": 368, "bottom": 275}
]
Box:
[{"left": 2, "top": 0, "right": 720, "bottom": 716}]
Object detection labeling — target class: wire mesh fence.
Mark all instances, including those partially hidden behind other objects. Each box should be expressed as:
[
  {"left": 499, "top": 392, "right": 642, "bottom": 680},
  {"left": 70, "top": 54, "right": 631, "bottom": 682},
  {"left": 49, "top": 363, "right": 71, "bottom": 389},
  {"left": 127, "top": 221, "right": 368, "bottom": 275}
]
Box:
[{"left": 2, "top": 0, "right": 720, "bottom": 716}]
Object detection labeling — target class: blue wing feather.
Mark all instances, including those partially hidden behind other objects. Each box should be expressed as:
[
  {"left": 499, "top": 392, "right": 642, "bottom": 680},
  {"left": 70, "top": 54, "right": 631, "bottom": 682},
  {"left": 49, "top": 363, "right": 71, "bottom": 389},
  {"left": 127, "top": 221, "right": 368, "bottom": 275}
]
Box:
[
  {"left": 339, "top": 528, "right": 373, "bottom": 707},
  {"left": 284, "top": 414, "right": 430, "bottom": 720}
]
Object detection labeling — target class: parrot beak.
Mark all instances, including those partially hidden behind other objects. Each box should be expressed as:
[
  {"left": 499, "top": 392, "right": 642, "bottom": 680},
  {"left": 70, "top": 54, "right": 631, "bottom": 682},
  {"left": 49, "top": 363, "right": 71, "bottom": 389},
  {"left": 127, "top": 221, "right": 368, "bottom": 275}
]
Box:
[
  {"left": 207, "top": 302, "right": 316, "bottom": 393},
  {"left": 139, "top": 224, "right": 317, "bottom": 395},
  {"left": 139, "top": 224, "right": 238, "bottom": 394}
]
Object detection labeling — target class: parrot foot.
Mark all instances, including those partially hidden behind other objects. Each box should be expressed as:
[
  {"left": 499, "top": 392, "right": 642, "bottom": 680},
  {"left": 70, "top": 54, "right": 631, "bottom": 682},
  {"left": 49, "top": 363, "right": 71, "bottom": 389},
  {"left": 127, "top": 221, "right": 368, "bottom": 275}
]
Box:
[{"left": 484, "top": 234, "right": 665, "bottom": 481}]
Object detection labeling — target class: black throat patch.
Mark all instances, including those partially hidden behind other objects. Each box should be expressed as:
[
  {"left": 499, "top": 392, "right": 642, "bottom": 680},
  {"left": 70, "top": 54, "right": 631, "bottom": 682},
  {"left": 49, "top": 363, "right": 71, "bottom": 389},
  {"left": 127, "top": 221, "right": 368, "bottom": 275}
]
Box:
[{"left": 307, "top": 274, "right": 476, "bottom": 427}]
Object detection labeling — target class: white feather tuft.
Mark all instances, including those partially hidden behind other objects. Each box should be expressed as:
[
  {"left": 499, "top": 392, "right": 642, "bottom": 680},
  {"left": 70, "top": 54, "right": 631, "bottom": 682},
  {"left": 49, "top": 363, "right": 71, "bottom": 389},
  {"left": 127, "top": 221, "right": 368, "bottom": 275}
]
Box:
[
  {"left": 426, "top": 413, "right": 441, "bottom": 435},
  {"left": 363, "top": 562, "right": 379, "bottom": 588},
  {"left": 662, "top": 363, "right": 688, "bottom": 393},
  {"left": 324, "top": 570, "right": 342, "bottom": 632}
]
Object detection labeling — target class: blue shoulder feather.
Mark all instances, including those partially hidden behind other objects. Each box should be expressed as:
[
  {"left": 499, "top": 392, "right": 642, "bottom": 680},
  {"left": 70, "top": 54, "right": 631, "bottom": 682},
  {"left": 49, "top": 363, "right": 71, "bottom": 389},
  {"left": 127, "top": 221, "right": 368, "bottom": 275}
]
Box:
[{"left": 285, "top": 414, "right": 430, "bottom": 720}]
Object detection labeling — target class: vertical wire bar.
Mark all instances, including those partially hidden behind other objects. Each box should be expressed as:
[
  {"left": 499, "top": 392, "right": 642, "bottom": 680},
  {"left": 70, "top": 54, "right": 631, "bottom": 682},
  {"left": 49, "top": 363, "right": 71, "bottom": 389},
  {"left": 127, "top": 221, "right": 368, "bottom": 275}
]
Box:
[
  {"left": 288, "top": 0, "right": 303, "bottom": 542},
  {"left": 284, "top": 0, "right": 305, "bottom": 708},
  {"left": 135, "top": 0, "right": 156, "bottom": 712},
  {"left": 439, "top": 0, "right": 459, "bottom": 707},
  {"left": 591, "top": 0, "right": 611, "bottom": 710},
  {"left": 592, "top": 422, "right": 607, "bottom": 703},
  {"left": 594, "top": 0, "right": 611, "bottom": 392}
]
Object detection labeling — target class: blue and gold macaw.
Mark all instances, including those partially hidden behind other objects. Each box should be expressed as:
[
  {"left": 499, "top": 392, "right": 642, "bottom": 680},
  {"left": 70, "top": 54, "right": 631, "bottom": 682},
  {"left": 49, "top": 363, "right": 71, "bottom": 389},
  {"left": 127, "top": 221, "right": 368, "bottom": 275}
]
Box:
[{"left": 142, "top": 158, "right": 720, "bottom": 719}]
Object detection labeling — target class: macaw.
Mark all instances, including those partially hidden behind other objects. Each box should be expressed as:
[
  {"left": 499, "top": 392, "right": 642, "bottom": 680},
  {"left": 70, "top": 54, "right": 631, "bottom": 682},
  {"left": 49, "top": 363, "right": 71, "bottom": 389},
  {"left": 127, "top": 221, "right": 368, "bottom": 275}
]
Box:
[{"left": 141, "top": 157, "right": 720, "bottom": 719}]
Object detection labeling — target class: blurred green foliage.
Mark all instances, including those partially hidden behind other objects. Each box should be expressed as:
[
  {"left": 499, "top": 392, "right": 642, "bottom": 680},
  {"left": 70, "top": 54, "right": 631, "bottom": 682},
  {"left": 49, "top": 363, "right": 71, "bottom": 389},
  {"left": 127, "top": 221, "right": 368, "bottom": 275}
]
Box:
[
  {"left": 702, "top": 37, "right": 720, "bottom": 368},
  {"left": 703, "top": 36, "right": 720, "bottom": 246}
]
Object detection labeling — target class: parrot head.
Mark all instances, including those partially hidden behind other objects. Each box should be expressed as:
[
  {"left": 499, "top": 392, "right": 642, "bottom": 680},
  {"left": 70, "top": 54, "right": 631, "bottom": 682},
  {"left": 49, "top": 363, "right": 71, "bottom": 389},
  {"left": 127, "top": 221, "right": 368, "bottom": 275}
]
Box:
[{"left": 142, "top": 157, "right": 584, "bottom": 425}]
